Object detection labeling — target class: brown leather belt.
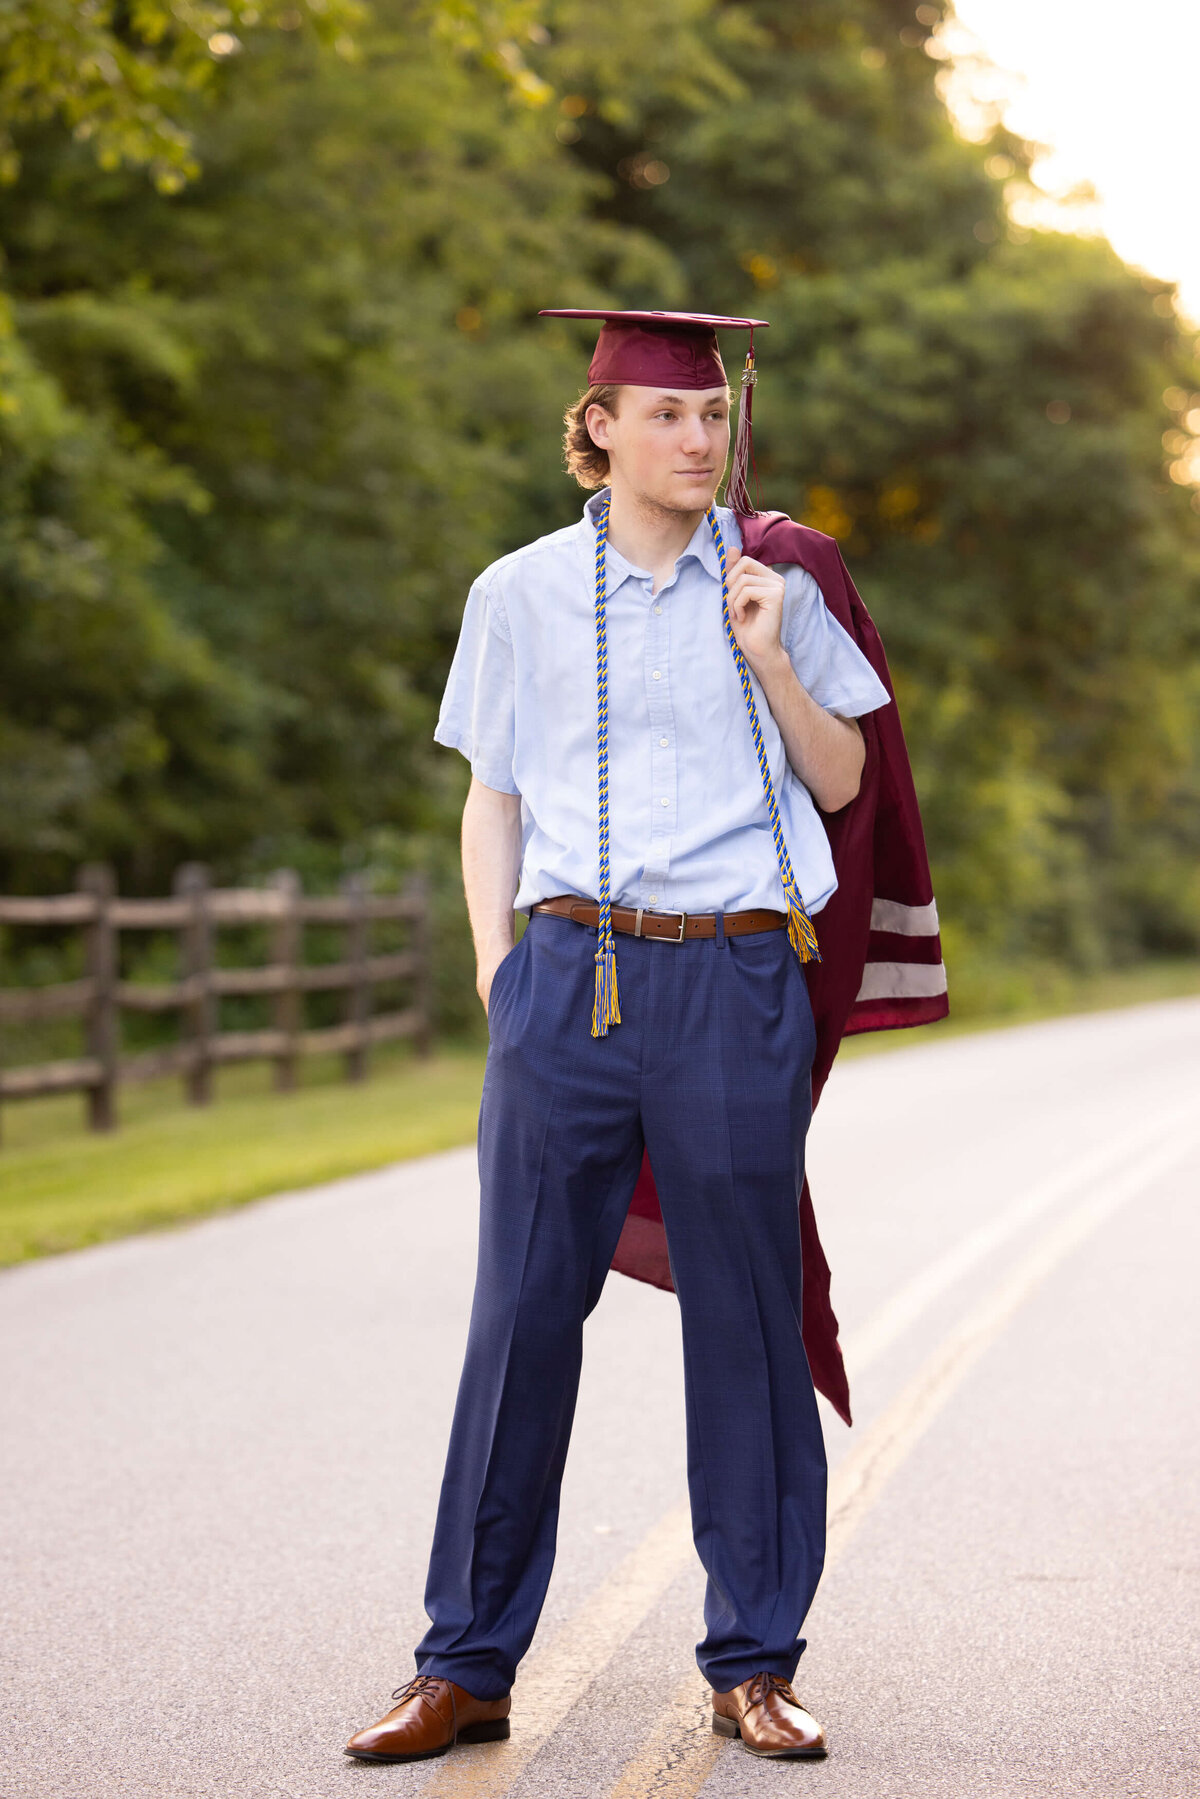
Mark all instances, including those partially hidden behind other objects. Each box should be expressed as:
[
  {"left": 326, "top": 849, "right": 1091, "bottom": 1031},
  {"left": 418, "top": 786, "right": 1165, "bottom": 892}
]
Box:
[{"left": 530, "top": 893, "right": 788, "bottom": 943}]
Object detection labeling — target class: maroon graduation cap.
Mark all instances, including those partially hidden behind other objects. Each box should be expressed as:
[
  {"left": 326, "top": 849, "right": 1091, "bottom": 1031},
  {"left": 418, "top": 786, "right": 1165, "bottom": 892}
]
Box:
[{"left": 538, "top": 307, "right": 769, "bottom": 515}]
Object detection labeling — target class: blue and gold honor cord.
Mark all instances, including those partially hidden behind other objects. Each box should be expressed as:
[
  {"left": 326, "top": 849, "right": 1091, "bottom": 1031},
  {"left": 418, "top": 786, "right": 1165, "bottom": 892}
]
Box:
[
  {"left": 591, "top": 492, "right": 622, "bottom": 1036},
  {"left": 589, "top": 493, "right": 820, "bottom": 1038}
]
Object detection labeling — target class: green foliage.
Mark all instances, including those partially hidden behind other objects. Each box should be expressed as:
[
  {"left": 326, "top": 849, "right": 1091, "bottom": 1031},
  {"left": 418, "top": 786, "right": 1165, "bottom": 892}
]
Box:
[
  {"left": 0, "top": 0, "right": 1197, "bottom": 1028},
  {"left": 0, "top": 313, "right": 266, "bottom": 881},
  {"left": 0, "top": 0, "right": 365, "bottom": 190}
]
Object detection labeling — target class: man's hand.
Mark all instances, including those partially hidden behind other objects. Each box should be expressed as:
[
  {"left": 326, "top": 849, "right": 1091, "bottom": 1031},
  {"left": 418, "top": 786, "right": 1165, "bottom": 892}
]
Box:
[{"left": 726, "top": 554, "right": 787, "bottom": 673}]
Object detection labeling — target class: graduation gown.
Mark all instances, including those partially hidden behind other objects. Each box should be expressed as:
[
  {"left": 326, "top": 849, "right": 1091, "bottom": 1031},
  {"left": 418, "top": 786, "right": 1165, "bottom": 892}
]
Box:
[{"left": 608, "top": 514, "right": 949, "bottom": 1427}]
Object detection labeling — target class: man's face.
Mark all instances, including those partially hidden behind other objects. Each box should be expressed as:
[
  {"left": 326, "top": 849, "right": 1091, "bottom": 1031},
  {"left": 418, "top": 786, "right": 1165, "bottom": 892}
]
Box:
[{"left": 586, "top": 384, "right": 731, "bottom": 513}]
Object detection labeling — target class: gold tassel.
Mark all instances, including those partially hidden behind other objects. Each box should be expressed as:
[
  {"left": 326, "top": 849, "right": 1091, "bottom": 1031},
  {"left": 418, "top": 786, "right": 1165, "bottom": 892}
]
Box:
[
  {"left": 591, "top": 935, "right": 622, "bottom": 1036},
  {"left": 785, "top": 880, "right": 821, "bottom": 964},
  {"left": 724, "top": 342, "right": 758, "bottom": 517}
]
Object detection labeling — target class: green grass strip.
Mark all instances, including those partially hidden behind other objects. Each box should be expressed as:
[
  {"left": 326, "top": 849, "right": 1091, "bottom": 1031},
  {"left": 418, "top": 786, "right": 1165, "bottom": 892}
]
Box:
[{"left": 0, "top": 1044, "right": 489, "bottom": 1266}]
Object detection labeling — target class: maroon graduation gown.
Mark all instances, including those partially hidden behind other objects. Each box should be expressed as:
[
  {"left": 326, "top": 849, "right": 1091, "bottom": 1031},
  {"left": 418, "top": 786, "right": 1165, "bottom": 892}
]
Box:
[{"left": 608, "top": 514, "right": 949, "bottom": 1427}]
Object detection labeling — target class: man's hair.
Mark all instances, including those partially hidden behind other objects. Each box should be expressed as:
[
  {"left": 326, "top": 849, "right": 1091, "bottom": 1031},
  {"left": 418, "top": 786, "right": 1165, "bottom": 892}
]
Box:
[{"left": 562, "top": 384, "right": 621, "bottom": 489}]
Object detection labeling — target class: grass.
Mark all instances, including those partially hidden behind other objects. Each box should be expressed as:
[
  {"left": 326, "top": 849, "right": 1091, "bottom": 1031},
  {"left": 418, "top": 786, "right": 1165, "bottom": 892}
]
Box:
[
  {"left": 2, "top": 956, "right": 1198, "bottom": 1269},
  {"left": 0, "top": 1041, "right": 491, "bottom": 1267}
]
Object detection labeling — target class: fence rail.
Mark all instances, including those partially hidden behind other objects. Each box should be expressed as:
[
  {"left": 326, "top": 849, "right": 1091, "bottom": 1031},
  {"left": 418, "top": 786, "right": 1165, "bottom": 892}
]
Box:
[{"left": 0, "top": 863, "right": 433, "bottom": 1140}]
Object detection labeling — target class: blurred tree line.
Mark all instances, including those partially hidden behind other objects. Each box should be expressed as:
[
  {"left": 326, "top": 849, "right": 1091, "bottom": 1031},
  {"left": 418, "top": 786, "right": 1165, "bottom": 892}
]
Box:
[{"left": 1, "top": 0, "right": 1198, "bottom": 1028}]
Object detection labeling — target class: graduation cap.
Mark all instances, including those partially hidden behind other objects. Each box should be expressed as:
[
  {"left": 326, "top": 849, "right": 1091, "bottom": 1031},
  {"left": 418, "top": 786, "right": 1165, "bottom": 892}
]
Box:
[{"left": 538, "top": 308, "right": 769, "bottom": 517}]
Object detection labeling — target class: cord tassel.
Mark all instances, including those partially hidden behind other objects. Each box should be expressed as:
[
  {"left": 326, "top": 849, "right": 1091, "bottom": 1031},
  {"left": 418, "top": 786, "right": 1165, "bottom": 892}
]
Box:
[
  {"left": 592, "top": 931, "right": 622, "bottom": 1036},
  {"left": 785, "top": 879, "right": 821, "bottom": 962}
]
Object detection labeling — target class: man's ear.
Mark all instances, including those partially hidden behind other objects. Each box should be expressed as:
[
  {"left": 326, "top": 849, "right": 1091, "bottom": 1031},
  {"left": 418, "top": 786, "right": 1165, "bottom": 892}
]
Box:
[{"left": 585, "top": 402, "right": 615, "bottom": 450}]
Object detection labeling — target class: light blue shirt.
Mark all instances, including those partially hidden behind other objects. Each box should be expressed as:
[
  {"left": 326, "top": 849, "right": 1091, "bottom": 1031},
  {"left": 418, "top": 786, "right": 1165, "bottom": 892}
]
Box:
[{"left": 433, "top": 489, "right": 892, "bottom": 917}]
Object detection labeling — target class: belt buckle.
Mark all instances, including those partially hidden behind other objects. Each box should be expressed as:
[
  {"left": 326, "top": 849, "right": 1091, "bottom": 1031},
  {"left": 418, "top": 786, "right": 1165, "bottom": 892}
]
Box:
[{"left": 659, "top": 908, "right": 687, "bottom": 943}]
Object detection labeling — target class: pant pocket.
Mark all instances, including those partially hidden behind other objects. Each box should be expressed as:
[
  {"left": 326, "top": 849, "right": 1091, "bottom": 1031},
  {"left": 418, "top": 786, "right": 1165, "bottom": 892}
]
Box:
[{"left": 486, "top": 930, "right": 528, "bottom": 1033}]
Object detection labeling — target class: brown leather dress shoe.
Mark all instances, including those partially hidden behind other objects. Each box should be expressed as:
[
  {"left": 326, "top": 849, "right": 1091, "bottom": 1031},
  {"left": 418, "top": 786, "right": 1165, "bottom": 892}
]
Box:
[
  {"left": 344, "top": 1673, "right": 511, "bottom": 1763},
  {"left": 711, "top": 1670, "right": 827, "bottom": 1758}
]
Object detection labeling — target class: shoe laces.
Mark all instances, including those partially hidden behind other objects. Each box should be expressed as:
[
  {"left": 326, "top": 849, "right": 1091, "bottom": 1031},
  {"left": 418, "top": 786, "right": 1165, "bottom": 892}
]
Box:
[
  {"left": 390, "top": 1673, "right": 455, "bottom": 1729},
  {"left": 743, "top": 1671, "right": 797, "bottom": 1713}
]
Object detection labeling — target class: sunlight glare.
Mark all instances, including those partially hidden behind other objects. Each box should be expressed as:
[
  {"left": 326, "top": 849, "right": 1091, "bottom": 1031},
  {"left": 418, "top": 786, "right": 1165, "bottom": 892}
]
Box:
[{"left": 938, "top": 0, "right": 1200, "bottom": 324}]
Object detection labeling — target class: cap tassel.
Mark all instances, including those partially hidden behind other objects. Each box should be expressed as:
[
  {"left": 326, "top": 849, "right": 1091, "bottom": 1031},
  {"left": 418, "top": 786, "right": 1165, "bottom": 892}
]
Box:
[
  {"left": 592, "top": 931, "right": 622, "bottom": 1035},
  {"left": 724, "top": 336, "right": 759, "bottom": 517}
]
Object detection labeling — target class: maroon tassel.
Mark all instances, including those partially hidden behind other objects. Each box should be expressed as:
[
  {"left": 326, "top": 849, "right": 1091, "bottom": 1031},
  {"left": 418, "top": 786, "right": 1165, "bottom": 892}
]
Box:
[{"left": 724, "top": 335, "right": 759, "bottom": 517}]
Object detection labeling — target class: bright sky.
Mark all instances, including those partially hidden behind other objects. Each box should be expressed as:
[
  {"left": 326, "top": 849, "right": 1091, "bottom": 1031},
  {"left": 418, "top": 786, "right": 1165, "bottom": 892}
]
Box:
[{"left": 934, "top": 0, "right": 1200, "bottom": 326}]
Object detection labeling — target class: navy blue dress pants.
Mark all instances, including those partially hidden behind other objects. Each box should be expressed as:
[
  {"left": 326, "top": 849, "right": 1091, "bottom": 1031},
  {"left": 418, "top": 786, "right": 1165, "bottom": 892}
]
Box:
[{"left": 413, "top": 907, "right": 826, "bottom": 1698}]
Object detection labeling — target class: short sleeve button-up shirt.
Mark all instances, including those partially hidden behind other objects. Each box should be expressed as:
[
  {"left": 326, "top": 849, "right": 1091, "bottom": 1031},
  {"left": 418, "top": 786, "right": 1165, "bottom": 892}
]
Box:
[{"left": 434, "top": 489, "right": 892, "bottom": 917}]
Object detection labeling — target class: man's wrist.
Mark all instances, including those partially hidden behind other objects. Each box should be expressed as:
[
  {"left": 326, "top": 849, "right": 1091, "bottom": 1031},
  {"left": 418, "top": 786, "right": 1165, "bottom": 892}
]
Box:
[
  {"left": 747, "top": 641, "right": 795, "bottom": 690},
  {"left": 475, "top": 925, "right": 515, "bottom": 965}
]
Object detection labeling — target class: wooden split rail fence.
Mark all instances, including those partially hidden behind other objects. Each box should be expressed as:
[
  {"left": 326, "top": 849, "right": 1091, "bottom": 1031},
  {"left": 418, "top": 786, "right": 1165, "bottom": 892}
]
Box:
[{"left": 0, "top": 863, "right": 432, "bottom": 1141}]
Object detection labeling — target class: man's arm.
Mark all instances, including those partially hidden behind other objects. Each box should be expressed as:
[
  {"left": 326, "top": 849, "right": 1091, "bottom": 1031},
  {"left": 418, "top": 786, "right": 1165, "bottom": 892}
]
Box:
[
  {"left": 753, "top": 654, "right": 865, "bottom": 813},
  {"left": 726, "top": 554, "right": 866, "bottom": 812},
  {"left": 462, "top": 775, "right": 523, "bottom": 1014}
]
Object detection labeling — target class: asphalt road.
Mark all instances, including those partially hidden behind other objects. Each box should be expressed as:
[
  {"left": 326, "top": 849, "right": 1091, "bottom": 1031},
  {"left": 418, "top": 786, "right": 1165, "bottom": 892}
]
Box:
[{"left": 2, "top": 996, "right": 1198, "bottom": 1799}]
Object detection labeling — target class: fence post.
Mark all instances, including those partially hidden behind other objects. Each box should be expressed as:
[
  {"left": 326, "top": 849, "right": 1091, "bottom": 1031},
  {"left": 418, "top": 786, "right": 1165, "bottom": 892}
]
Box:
[
  {"left": 342, "top": 872, "right": 369, "bottom": 1084},
  {"left": 410, "top": 871, "right": 434, "bottom": 1059},
  {"left": 79, "top": 863, "right": 118, "bottom": 1132},
  {"left": 269, "top": 868, "right": 301, "bottom": 1092},
  {"left": 175, "top": 863, "right": 214, "bottom": 1106}
]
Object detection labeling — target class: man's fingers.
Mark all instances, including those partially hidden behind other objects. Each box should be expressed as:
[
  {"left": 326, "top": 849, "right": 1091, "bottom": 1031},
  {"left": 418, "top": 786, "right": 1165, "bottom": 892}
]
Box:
[
  {"left": 727, "top": 564, "right": 773, "bottom": 595},
  {"left": 726, "top": 555, "right": 786, "bottom": 634}
]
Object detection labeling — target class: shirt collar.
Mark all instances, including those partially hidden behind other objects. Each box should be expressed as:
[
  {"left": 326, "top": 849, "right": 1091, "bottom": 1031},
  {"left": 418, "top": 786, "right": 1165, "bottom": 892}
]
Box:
[{"left": 582, "top": 488, "right": 728, "bottom": 595}]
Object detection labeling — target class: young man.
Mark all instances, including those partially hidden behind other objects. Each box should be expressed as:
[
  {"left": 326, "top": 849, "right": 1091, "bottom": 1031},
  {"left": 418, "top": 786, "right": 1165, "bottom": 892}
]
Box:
[{"left": 345, "top": 309, "right": 897, "bottom": 1765}]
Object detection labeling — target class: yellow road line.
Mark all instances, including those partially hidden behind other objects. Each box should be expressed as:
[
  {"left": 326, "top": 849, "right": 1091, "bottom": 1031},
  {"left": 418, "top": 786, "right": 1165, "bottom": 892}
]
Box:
[
  {"left": 839, "top": 1102, "right": 1195, "bottom": 1378},
  {"left": 826, "top": 1124, "right": 1195, "bottom": 1572},
  {"left": 599, "top": 1124, "right": 1198, "bottom": 1799},
  {"left": 420, "top": 1501, "right": 695, "bottom": 1795},
  {"left": 604, "top": 1674, "right": 724, "bottom": 1799}
]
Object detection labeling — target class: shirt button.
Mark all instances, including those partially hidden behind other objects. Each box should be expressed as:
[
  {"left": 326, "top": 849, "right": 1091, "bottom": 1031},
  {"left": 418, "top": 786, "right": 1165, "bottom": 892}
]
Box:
[
  {"left": 649, "top": 894, "right": 658, "bottom": 903},
  {"left": 652, "top": 670, "right": 662, "bottom": 680},
  {"left": 660, "top": 797, "right": 669, "bottom": 807},
  {"left": 659, "top": 736, "right": 668, "bottom": 746},
  {"left": 654, "top": 604, "right": 663, "bottom": 614}
]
